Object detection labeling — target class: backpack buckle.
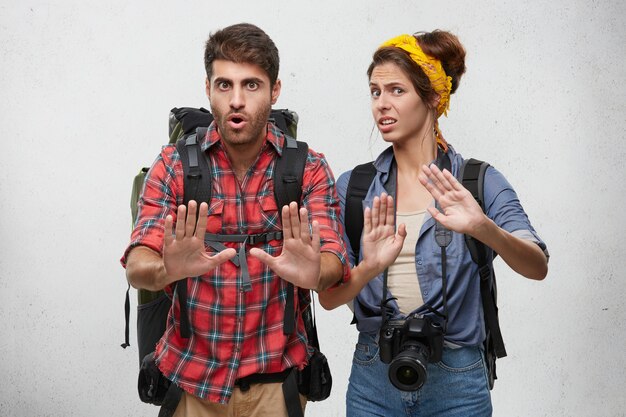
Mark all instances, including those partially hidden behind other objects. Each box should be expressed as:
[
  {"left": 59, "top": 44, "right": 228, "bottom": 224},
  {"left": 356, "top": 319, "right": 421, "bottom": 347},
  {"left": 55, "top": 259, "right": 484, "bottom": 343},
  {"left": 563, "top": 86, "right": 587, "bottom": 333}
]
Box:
[{"left": 248, "top": 231, "right": 283, "bottom": 245}]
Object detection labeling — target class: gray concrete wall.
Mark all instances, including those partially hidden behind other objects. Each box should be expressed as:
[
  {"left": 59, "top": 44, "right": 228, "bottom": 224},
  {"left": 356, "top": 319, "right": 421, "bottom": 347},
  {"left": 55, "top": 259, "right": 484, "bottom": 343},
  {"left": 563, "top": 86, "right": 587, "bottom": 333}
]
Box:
[{"left": 1, "top": 1, "right": 624, "bottom": 416}]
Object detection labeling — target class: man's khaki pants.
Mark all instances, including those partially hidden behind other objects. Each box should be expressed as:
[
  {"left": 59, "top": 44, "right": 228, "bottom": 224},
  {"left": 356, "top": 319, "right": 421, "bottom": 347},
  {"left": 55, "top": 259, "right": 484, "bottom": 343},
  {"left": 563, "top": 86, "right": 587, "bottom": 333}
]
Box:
[{"left": 173, "top": 383, "right": 307, "bottom": 417}]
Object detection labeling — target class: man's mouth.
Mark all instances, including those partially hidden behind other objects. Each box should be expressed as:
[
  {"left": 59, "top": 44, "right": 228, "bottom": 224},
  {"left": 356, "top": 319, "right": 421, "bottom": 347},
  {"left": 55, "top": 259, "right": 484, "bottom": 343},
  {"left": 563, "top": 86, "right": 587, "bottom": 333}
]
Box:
[{"left": 227, "top": 114, "right": 246, "bottom": 129}]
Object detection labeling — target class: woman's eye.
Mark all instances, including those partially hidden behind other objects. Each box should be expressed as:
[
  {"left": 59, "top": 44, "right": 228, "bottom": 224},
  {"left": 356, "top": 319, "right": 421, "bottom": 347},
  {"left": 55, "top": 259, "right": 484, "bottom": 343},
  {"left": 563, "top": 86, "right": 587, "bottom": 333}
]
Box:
[{"left": 393, "top": 87, "right": 404, "bottom": 95}]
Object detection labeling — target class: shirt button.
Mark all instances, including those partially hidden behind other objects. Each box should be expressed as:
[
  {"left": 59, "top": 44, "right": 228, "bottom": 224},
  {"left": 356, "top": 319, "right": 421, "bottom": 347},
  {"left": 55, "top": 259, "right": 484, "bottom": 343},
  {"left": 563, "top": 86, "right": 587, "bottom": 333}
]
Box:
[{"left": 417, "top": 260, "right": 423, "bottom": 265}]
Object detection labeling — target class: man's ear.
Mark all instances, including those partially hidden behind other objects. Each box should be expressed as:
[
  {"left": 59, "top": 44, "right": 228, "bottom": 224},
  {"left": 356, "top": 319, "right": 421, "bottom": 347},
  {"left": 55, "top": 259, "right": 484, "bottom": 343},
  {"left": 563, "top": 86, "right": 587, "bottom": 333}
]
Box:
[
  {"left": 271, "top": 79, "right": 282, "bottom": 105},
  {"left": 205, "top": 77, "right": 211, "bottom": 101}
]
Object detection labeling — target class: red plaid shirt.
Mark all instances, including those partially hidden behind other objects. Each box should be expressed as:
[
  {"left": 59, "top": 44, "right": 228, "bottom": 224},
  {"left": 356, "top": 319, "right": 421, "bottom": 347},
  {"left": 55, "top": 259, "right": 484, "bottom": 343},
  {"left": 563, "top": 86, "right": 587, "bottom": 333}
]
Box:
[{"left": 122, "top": 122, "right": 349, "bottom": 403}]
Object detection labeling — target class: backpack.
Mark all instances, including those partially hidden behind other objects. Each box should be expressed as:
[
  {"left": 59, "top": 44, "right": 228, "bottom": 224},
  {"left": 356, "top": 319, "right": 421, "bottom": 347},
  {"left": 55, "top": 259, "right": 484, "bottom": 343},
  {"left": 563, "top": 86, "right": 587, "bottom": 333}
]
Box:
[
  {"left": 122, "top": 107, "right": 331, "bottom": 414},
  {"left": 344, "top": 157, "right": 506, "bottom": 390}
]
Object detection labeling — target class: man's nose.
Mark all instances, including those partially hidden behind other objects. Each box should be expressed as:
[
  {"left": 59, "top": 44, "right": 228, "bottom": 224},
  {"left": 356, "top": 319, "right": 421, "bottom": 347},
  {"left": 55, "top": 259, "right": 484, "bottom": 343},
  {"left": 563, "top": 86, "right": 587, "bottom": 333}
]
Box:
[{"left": 230, "top": 86, "right": 245, "bottom": 109}]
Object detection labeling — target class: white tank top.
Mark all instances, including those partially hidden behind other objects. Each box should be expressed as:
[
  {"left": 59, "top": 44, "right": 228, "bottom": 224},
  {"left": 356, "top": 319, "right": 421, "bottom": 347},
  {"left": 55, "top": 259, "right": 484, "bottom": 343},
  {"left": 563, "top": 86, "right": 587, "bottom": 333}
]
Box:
[{"left": 387, "top": 209, "right": 426, "bottom": 315}]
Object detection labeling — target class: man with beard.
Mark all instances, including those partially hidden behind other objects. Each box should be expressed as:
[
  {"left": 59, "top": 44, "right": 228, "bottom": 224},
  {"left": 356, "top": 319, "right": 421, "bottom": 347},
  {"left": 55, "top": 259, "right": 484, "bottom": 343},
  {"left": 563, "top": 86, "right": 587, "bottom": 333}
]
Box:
[{"left": 121, "top": 23, "right": 351, "bottom": 416}]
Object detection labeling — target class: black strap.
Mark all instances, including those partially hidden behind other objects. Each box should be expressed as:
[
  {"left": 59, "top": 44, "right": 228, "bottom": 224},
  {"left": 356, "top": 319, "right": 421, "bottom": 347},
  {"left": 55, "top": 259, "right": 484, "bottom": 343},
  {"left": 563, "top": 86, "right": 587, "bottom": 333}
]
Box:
[
  {"left": 269, "top": 110, "right": 291, "bottom": 137},
  {"left": 273, "top": 136, "right": 307, "bottom": 211},
  {"left": 174, "top": 128, "right": 211, "bottom": 339},
  {"left": 157, "top": 384, "right": 183, "bottom": 417},
  {"left": 177, "top": 129, "right": 212, "bottom": 207},
  {"left": 434, "top": 210, "right": 452, "bottom": 333},
  {"left": 345, "top": 162, "right": 377, "bottom": 258},
  {"left": 282, "top": 368, "right": 304, "bottom": 417},
  {"left": 459, "top": 159, "right": 507, "bottom": 359},
  {"left": 235, "top": 369, "right": 292, "bottom": 392},
  {"left": 121, "top": 285, "right": 131, "bottom": 348},
  {"left": 303, "top": 292, "right": 320, "bottom": 350},
  {"left": 274, "top": 136, "right": 309, "bottom": 336}
]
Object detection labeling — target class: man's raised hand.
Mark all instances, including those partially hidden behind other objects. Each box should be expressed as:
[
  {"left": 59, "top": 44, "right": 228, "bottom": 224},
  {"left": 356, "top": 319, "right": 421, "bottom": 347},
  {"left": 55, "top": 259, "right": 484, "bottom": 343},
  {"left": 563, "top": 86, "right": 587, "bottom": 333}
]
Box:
[
  {"left": 163, "top": 201, "right": 236, "bottom": 283},
  {"left": 249, "top": 202, "right": 321, "bottom": 290}
]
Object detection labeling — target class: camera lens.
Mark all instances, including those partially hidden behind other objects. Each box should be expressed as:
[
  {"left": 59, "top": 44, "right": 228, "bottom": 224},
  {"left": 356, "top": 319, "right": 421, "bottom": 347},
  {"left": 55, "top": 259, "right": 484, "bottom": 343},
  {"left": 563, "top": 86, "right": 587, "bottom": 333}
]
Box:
[
  {"left": 396, "top": 365, "right": 420, "bottom": 385},
  {"left": 388, "top": 342, "right": 429, "bottom": 391}
]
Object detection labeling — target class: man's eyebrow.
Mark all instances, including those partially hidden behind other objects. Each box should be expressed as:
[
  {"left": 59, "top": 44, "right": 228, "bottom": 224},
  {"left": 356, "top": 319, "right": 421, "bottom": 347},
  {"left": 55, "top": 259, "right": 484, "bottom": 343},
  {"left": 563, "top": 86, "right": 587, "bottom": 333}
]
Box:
[
  {"left": 242, "top": 77, "right": 265, "bottom": 85},
  {"left": 212, "top": 77, "right": 265, "bottom": 85},
  {"left": 213, "top": 77, "right": 231, "bottom": 85}
]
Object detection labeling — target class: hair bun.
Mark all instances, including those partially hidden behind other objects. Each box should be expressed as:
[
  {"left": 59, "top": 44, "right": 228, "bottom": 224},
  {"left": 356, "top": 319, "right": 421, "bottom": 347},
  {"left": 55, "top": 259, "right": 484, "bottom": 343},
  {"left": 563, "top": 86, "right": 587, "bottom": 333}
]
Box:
[{"left": 416, "top": 30, "right": 466, "bottom": 94}]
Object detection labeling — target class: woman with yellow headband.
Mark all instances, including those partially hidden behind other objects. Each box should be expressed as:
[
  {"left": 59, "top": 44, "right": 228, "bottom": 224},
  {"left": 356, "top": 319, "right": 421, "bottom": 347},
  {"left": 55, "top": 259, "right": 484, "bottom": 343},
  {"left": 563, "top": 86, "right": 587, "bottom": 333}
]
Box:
[{"left": 319, "top": 30, "right": 549, "bottom": 416}]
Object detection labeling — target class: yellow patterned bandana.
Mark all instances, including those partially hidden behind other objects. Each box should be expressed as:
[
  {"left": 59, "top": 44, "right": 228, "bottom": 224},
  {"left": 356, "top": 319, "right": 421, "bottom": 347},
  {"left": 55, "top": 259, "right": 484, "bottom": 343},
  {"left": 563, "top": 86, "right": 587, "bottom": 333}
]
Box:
[{"left": 380, "top": 34, "right": 452, "bottom": 150}]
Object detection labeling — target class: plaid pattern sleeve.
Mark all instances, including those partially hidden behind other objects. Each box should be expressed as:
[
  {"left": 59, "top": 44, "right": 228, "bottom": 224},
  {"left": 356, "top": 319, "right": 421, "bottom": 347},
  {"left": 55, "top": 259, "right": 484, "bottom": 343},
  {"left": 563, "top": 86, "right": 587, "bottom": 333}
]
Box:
[
  {"left": 301, "top": 148, "right": 351, "bottom": 285},
  {"left": 121, "top": 145, "right": 183, "bottom": 266}
]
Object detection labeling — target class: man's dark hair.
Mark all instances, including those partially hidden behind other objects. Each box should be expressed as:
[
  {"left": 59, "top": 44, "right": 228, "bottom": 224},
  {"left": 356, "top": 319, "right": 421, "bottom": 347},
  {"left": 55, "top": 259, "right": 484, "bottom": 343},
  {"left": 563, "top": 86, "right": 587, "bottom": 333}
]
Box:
[{"left": 204, "top": 23, "right": 280, "bottom": 86}]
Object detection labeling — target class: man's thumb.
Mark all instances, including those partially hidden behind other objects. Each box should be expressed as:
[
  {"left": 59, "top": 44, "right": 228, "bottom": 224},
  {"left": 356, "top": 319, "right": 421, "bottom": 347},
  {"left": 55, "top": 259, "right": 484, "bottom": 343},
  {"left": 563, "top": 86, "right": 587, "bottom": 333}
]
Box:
[{"left": 249, "top": 248, "right": 274, "bottom": 267}]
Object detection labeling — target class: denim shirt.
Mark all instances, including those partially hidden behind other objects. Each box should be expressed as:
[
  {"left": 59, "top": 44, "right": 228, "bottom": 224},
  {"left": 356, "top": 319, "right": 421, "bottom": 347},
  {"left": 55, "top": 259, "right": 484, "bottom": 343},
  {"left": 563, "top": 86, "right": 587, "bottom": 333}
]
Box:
[{"left": 336, "top": 145, "right": 548, "bottom": 347}]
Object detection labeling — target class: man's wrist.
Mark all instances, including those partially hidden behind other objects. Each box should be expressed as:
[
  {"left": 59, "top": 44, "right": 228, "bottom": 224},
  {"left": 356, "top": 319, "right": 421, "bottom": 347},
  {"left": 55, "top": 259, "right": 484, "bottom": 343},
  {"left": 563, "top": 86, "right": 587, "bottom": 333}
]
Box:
[{"left": 315, "top": 252, "right": 344, "bottom": 292}]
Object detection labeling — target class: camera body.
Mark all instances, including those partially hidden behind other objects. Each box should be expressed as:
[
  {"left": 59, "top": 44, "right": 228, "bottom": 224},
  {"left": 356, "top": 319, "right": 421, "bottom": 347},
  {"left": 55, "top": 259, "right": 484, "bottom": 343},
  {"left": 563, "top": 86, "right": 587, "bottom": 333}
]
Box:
[{"left": 379, "top": 315, "right": 444, "bottom": 391}]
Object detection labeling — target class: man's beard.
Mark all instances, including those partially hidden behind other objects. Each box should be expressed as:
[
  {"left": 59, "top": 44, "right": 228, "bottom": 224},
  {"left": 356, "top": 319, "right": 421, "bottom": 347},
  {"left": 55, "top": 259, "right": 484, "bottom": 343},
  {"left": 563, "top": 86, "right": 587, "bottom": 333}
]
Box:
[{"left": 212, "top": 103, "right": 271, "bottom": 147}]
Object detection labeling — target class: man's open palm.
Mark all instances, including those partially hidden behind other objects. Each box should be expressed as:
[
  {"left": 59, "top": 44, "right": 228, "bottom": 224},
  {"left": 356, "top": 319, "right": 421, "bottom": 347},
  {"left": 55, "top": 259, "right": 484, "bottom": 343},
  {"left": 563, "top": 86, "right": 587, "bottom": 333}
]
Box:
[
  {"left": 250, "top": 202, "right": 321, "bottom": 290},
  {"left": 163, "top": 201, "right": 236, "bottom": 282}
]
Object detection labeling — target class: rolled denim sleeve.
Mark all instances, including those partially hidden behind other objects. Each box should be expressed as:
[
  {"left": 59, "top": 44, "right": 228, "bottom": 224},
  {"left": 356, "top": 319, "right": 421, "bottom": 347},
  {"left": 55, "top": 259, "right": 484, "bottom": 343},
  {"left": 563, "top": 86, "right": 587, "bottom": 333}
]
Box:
[{"left": 484, "top": 165, "right": 549, "bottom": 258}]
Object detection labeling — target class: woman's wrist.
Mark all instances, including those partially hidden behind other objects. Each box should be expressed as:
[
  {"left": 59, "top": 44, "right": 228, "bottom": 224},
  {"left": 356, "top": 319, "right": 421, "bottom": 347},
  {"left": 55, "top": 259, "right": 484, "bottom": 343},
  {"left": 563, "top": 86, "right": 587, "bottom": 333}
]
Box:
[{"left": 354, "top": 257, "right": 383, "bottom": 283}]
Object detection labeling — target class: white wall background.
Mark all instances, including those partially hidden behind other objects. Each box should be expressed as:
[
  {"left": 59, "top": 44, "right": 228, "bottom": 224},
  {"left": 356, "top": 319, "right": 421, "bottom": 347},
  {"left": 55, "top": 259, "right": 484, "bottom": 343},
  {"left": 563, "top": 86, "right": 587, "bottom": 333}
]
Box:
[{"left": 1, "top": 1, "right": 624, "bottom": 416}]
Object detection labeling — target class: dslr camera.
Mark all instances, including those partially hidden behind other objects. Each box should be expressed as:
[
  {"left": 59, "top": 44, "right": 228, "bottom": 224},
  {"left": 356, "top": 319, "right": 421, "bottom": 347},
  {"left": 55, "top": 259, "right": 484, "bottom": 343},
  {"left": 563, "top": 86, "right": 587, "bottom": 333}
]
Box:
[{"left": 379, "top": 315, "right": 444, "bottom": 391}]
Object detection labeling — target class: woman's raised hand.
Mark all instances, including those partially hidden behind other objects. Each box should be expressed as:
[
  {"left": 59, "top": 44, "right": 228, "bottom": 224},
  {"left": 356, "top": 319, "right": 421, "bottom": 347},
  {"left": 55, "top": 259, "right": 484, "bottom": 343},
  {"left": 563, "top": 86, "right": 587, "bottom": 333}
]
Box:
[{"left": 360, "top": 193, "right": 407, "bottom": 275}]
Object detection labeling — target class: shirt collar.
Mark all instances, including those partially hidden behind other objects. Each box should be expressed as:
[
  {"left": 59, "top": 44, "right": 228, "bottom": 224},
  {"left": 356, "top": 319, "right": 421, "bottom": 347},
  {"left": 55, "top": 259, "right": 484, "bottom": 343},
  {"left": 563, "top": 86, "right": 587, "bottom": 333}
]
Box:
[{"left": 372, "top": 143, "right": 458, "bottom": 175}]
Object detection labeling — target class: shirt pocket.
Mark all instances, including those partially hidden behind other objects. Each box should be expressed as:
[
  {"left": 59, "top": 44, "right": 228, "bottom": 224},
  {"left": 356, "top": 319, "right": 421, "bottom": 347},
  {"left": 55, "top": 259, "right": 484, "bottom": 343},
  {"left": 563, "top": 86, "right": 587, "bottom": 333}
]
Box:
[
  {"left": 205, "top": 198, "right": 224, "bottom": 233},
  {"left": 258, "top": 194, "right": 280, "bottom": 229}
]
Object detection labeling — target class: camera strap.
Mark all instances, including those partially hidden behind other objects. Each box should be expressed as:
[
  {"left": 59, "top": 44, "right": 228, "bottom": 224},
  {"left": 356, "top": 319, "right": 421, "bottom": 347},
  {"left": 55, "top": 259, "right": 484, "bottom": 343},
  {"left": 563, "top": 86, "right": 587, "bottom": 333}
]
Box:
[
  {"left": 380, "top": 147, "right": 451, "bottom": 330},
  {"left": 433, "top": 148, "right": 452, "bottom": 332},
  {"left": 380, "top": 269, "right": 396, "bottom": 323},
  {"left": 434, "top": 213, "right": 451, "bottom": 333}
]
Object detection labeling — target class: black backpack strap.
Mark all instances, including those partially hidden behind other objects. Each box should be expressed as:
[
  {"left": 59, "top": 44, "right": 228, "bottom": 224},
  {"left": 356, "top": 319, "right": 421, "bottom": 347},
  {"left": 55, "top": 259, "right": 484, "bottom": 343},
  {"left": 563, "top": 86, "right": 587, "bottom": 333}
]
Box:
[
  {"left": 459, "top": 158, "right": 506, "bottom": 388},
  {"left": 269, "top": 110, "right": 289, "bottom": 137},
  {"left": 344, "top": 162, "right": 377, "bottom": 259},
  {"left": 282, "top": 368, "right": 304, "bottom": 417},
  {"left": 273, "top": 136, "right": 309, "bottom": 336},
  {"left": 273, "top": 136, "right": 308, "bottom": 210},
  {"left": 174, "top": 127, "right": 212, "bottom": 339},
  {"left": 121, "top": 284, "right": 131, "bottom": 348},
  {"left": 157, "top": 383, "right": 184, "bottom": 417}
]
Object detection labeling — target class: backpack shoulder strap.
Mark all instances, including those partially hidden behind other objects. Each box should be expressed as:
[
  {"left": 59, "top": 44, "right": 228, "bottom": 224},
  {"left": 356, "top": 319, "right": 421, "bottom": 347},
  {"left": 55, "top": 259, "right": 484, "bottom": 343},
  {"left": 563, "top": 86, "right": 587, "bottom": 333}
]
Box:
[
  {"left": 345, "top": 162, "right": 377, "bottom": 258},
  {"left": 459, "top": 158, "right": 507, "bottom": 367},
  {"left": 274, "top": 135, "right": 309, "bottom": 336},
  {"left": 173, "top": 127, "right": 212, "bottom": 339},
  {"left": 176, "top": 127, "right": 212, "bottom": 207},
  {"left": 273, "top": 135, "right": 308, "bottom": 209}
]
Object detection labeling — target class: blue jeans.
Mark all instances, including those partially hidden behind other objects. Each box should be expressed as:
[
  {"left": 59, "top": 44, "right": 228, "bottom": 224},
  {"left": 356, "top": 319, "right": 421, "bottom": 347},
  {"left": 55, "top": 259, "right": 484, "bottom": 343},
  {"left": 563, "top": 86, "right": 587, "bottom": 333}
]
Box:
[{"left": 346, "top": 332, "right": 492, "bottom": 417}]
